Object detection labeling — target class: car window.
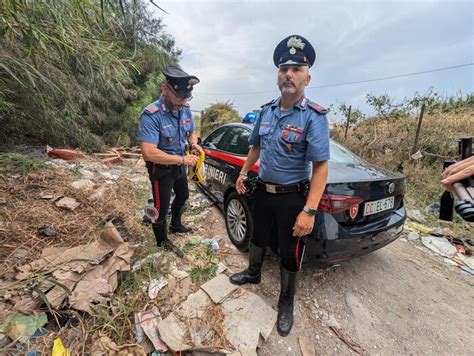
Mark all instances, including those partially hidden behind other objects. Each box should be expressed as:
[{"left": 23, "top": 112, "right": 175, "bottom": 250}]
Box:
[
  {"left": 203, "top": 127, "right": 228, "bottom": 149},
  {"left": 218, "top": 127, "right": 251, "bottom": 155},
  {"left": 329, "top": 140, "right": 364, "bottom": 163}
]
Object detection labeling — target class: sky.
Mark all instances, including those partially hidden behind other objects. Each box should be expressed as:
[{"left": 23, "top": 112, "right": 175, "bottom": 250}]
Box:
[{"left": 152, "top": 0, "right": 473, "bottom": 121}]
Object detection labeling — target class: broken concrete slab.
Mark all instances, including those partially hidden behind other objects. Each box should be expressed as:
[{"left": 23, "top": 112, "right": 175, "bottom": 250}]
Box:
[
  {"left": 158, "top": 274, "right": 277, "bottom": 353},
  {"left": 201, "top": 274, "right": 238, "bottom": 304},
  {"left": 55, "top": 197, "right": 80, "bottom": 211}
]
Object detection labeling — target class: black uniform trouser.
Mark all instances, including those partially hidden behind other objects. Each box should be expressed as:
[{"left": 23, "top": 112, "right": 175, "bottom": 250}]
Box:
[
  {"left": 251, "top": 186, "right": 307, "bottom": 272},
  {"left": 148, "top": 164, "right": 189, "bottom": 241}
]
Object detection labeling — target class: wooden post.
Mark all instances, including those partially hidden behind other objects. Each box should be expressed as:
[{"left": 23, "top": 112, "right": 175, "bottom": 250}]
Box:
[
  {"left": 411, "top": 103, "right": 425, "bottom": 154},
  {"left": 344, "top": 105, "right": 352, "bottom": 140}
]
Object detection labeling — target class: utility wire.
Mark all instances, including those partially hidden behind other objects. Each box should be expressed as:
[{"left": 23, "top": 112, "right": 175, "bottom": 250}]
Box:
[{"left": 196, "top": 62, "right": 474, "bottom": 97}]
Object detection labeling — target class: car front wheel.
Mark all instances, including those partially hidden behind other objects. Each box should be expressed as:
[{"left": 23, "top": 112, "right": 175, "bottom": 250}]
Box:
[{"left": 224, "top": 192, "right": 252, "bottom": 251}]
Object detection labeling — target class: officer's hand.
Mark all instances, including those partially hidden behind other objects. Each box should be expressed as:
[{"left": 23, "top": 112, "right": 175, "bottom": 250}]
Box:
[
  {"left": 292, "top": 211, "right": 315, "bottom": 237},
  {"left": 441, "top": 156, "right": 474, "bottom": 191},
  {"left": 183, "top": 154, "right": 199, "bottom": 166},
  {"left": 236, "top": 175, "right": 247, "bottom": 195},
  {"left": 192, "top": 143, "right": 204, "bottom": 153}
]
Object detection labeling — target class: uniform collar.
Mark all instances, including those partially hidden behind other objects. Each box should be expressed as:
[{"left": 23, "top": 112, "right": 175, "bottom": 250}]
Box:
[{"left": 272, "top": 96, "right": 307, "bottom": 111}]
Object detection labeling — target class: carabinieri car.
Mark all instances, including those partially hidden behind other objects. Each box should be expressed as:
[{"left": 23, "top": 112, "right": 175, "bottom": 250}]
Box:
[{"left": 198, "top": 123, "right": 406, "bottom": 266}]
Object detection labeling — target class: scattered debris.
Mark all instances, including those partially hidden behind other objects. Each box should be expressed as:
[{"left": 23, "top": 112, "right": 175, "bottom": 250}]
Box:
[
  {"left": 148, "top": 277, "right": 168, "bottom": 299},
  {"left": 51, "top": 337, "right": 70, "bottom": 356},
  {"left": 70, "top": 179, "right": 94, "bottom": 190},
  {"left": 426, "top": 202, "right": 441, "bottom": 213},
  {"left": 55, "top": 197, "right": 80, "bottom": 211},
  {"left": 421, "top": 235, "right": 457, "bottom": 258},
  {"left": 11, "top": 223, "right": 134, "bottom": 314},
  {"left": 407, "top": 231, "right": 419, "bottom": 241},
  {"left": 298, "top": 336, "right": 316, "bottom": 356},
  {"left": 201, "top": 239, "right": 219, "bottom": 251},
  {"left": 158, "top": 274, "right": 277, "bottom": 353},
  {"left": 410, "top": 150, "right": 423, "bottom": 160},
  {"left": 407, "top": 209, "right": 426, "bottom": 223},
  {"left": 135, "top": 307, "right": 168, "bottom": 352},
  {"left": 47, "top": 147, "right": 84, "bottom": 161},
  {"left": 4, "top": 312, "right": 47, "bottom": 342},
  {"left": 91, "top": 335, "right": 146, "bottom": 355},
  {"left": 329, "top": 326, "right": 367, "bottom": 355},
  {"left": 37, "top": 226, "right": 57, "bottom": 238},
  {"left": 405, "top": 222, "right": 432, "bottom": 235}
]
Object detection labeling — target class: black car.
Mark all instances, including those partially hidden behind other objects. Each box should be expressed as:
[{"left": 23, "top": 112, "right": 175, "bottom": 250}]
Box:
[{"left": 198, "top": 123, "right": 406, "bottom": 265}]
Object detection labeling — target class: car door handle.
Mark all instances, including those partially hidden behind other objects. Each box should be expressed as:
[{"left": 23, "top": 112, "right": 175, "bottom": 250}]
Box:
[{"left": 225, "top": 163, "right": 236, "bottom": 169}]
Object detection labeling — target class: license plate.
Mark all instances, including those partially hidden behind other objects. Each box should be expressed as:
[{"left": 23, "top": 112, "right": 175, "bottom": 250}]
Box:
[{"left": 364, "top": 196, "right": 395, "bottom": 216}]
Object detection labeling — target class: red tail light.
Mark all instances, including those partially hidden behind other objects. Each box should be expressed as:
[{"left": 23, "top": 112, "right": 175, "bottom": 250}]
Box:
[{"left": 318, "top": 194, "right": 364, "bottom": 214}]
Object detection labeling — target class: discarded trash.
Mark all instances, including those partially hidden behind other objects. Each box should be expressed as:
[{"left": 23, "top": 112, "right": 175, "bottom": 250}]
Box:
[
  {"left": 158, "top": 274, "right": 277, "bottom": 353},
  {"left": 410, "top": 150, "right": 423, "bottom": 160},
  {"left": 52, "top": 338, "right": 70, "bottom": 356},
  {"left": 37, "top": 226, "right": 57, "bottom": 238},
  {"left": 136, "top": 307, "right": 168, "bottom": 352},
  {"left": 298, "top": 336, "right": 316, "bottom": 356},
  {"left": 70, "top": 179, "right": 94, "bottom": 190},
  {"left": 407, "top": 231, "right": 419, "bottom": 241},
  {"left": 426, "top": 202, "right": 441, "bottom": 213},
  {"left": 421, "top": 235, "right": 457, "bottom": 258},
  {"left": 201, "top": 239, "right": 219, "bottom": 251},
  {"left": 405, "top": 222, "right": 432, "bottom": 235},
  {"left": 5, "top": 312, "right": 47, "bottom": 342},
  {"left": 55, "top": 197, "right": 80, "bottom": 211},
  {"left": 14, "top": 223, "right": 134, "bottom": 314},
  {"left": 148, "top": 277, "right": 168, "bottom": 299},
  {"left": 144, "top": 204, "right": 159, "bottom": 224},
  {"left": 407, "top": 209, "right": 426, "bottom": 223},
  {"left": 91, "top": 335, "right": 146, "bottom": 355},
  {"left": 47, "top": 147, "right": 84, "bottom": 160},
  {"left": 456, "top": 254, "right": 474, "bottom": 269}
]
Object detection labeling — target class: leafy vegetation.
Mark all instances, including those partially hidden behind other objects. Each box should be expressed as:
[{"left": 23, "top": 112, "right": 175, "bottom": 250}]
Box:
[
  {"left": 0, "top": 152, "right": 49, "bottom": 175},
  {"left": 200, "top": 102, "right": 241, "bottom": 136},
  {"left": 0, "top": 0, "right": 180, "bottom": 151}
]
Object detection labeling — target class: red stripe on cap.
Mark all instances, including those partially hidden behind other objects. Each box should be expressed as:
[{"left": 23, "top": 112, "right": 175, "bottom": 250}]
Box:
[{"left": 203, "top": 149, "right": 259, "bottom": 173}]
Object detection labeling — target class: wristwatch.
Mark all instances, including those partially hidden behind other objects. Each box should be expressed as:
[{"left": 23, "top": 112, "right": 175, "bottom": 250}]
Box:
[{"left": 303, "top": 205, "right": 318, "bottom": 216}]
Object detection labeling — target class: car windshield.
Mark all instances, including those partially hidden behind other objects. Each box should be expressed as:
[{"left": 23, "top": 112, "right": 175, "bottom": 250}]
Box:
[{"left": 329, "top": 140, "right": 364, "bottom": 164}]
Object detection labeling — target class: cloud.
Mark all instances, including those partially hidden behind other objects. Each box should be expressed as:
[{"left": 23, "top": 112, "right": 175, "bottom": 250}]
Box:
[{"left": 153, "top": 1, "right": 473, "bottom": 118}]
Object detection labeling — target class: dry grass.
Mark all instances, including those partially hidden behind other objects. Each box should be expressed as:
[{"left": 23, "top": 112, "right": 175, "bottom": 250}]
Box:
[{"left": 331, "top": 108, "right": 474, "bottom": 236}]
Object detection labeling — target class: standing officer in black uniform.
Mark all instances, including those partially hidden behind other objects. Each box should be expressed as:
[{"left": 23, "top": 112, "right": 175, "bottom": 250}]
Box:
[
  {"left": 138, "top": 66, "right": 202, "bottom": 256},
  {"left": 229, "top": 35, "right": 330, "bottom": 336}
]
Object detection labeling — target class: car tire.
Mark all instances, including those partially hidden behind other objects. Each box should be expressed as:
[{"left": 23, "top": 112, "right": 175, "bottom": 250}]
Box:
[{"left": 224, "top": 191, "right": 253, "bottom": 251}]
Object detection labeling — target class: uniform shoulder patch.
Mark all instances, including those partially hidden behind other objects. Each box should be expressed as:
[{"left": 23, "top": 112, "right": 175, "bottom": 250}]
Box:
[
  {"left": 308, "top": 102, "right": 328, "bottom": 114},
  {"left": 260, "top": 98, "right": 275, "bottom": 108},
  {"left": 144, "top": 104, "right": 159, "bottom": 114}
]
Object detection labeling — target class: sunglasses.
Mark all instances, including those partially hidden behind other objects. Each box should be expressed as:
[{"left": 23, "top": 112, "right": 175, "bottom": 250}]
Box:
[{"left": 166, "top": 83, "right": 193, "bottom": 102}]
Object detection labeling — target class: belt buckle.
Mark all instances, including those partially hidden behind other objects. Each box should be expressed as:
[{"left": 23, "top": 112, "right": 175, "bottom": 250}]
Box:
[{"left": 266, "top": 184, "right": 277, "bottom": 194}]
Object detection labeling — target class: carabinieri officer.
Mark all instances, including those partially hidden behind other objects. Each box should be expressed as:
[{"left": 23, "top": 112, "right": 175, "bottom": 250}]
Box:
[
  {"left": 229, "top": 35, "right": 330, "bottom": 336},
  {"left": 138, "top": 65, "right": 202, "bottom": 256}
]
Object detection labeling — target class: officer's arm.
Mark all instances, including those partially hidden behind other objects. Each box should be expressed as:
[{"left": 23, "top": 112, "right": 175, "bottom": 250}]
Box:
[
  {"left": 240, "top": 145, "right": 260, "bottom": 175},
  {"left": 140, "top": 142, "right": 183, "bottom": 165},
  {"left": 306, "top": 161, "right": 328, "bottom": 209}
]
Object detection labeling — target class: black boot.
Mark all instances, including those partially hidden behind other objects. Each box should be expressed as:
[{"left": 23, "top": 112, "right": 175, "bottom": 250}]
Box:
[
  {"left": 169, "top": 206, "right": 192, "bottom": 233},
  {"left": 277, "top": 265, "right": 297, "bottom": 337},
  {"left": 152, "top": 221, "right": 184, "bottom": 258},
  {"left": 229, "top": 242, "right": 265, "bottom": 285}
]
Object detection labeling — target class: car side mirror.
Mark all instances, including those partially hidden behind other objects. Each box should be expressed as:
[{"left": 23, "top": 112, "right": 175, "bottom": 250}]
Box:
[{"left": 197, "top": 137, "right": 202, "bottom": 145}]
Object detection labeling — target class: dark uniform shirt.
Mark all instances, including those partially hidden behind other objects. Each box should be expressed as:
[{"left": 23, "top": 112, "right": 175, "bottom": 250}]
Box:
[
  {"left": 249, "top": 96, "right": 330, "bottom": 185},
  {"left": 137, "top": 96, "right": 195, "bottom": 156}
]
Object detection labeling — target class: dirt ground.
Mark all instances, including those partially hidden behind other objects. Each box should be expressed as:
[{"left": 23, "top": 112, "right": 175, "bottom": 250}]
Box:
[{"left": 197, "top": 202, "right": 473, "bottom": 356}]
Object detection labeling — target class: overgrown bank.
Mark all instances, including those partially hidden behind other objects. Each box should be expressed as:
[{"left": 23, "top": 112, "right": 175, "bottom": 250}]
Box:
[{"left": 0, "top": 0, "right": 178, "bottom": 151}]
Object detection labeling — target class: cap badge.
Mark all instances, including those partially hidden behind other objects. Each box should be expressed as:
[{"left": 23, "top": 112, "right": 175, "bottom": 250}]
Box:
[{"left": 287, "top": 36, "right": 305, "bottom": 55}]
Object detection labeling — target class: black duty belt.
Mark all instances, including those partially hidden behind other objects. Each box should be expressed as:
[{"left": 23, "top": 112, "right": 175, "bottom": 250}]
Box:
[{"left": 257, "top": 179, "right": 308, "bottom": 194}]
